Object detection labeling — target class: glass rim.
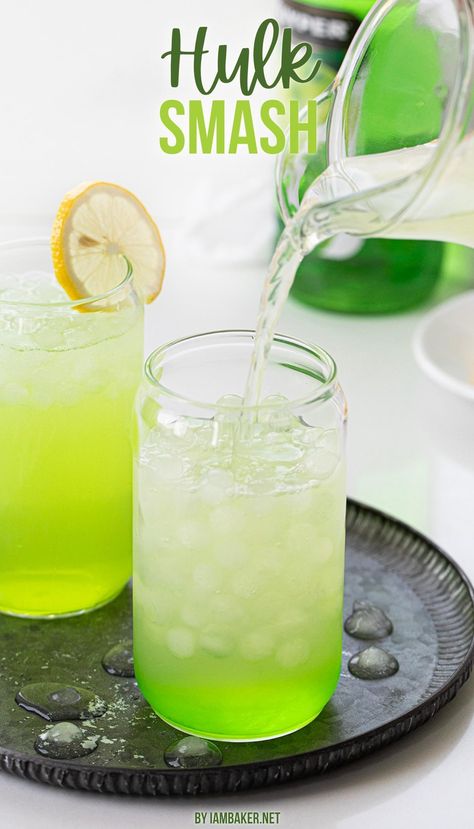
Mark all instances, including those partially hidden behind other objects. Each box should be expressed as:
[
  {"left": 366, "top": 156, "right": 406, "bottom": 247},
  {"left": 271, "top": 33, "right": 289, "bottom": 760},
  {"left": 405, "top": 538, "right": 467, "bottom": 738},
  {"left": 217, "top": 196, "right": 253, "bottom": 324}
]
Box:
[
  {"left": 144, "top": 329, "right": 339, "bottom": 413},
  {"left": 0, "top": 237, "right": 134, "bottom": 308}
]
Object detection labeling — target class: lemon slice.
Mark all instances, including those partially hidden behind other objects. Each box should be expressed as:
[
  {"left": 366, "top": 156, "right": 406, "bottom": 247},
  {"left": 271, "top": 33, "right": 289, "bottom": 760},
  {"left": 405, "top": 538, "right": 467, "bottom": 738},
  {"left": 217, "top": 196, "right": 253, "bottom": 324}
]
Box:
[{"left": 51, "top": 182, "right": 165, "bottom": 305}]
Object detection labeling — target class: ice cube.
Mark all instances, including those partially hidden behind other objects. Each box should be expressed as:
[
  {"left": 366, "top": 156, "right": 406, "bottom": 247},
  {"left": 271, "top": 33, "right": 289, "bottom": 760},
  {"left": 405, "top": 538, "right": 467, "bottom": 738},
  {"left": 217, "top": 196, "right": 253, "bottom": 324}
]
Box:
[
  {"left": 61, "top": 382, "right": 84, "bottom": 408},
  {"left": 30, "top": 382, "right": 60, "bottom": 408},
  {"left": 258, "top": 549, "right": 283, "bottom": 575},
  {"left": 140, "top": 397, "right": 161, "bottom": 431},
  {"left": 259, "top": 441, "right": 302, "bottom": 462},
  {"left": 316, "top": 536, "right": 334, "bottom": 564},
  {"left": 134, "top": 579, "right": 175, "bottom": 625},
  {"left": 276, "top": 639, "right": 310, "bottom": 668},
  {"left": 209, "top": 503, "right": 241, "bottom": 535},
  {"left": 155, "top": 455, "right": 185, "bottom": 483},
  {"left": 200, "top": 469, "right": 234, "bottom": 506},
  {"left": 256, "top": 394, "right": 294, "bottom": 432},
  {"left": 301, "top": 427, "right": 325, "bottom": 446},
  {"left": 200, "top": 625, "right": 234, "bottom": 658},
  {"left": 192, "top": 563, "right": 221, "bottom": 592},
  {"left": 232, "top": 570, "right": 262, "bottom": 599},
  {"left": 209, "top": 594, "right": 244, "bottom": 625},
  {"left": 215, "top": 394, "right": 243, "bottom": 417},
  {"left": 81, "top": 368, "right": 111, "bottom": 395},
  {"left": 151, "top": 592, "right": 176, "bottom": 625},
  {"left": 304, "top": 447, "right": 339, "bottom": 479},
  {"left": 278, "top": 607, "right": 307, "bottom": 631},
  {"left": 318, "top": 429, "right": 339, "bottom": 454},
  {"left": 259, "top": 394, "right": 288, "bottom": 417},
  {"left": 180, "top": 599, "right": 207, "bottom": 629},
  {"left": 215, "top": 538, "right": 247, "bottom": 569},
  {"left": 166, "top": 627, "right": 196, "bottom": 658},
  {"left": 2, "top": 382, "right": 30, "bottom": 405},
  {"left": 249, "top": 495, "right": 276, "bottom": 517},
  {"left": 32, "top": 320, "right": 69, "bottom": 350},
  {"left": 177, "top": 521, "right": 206, "bottom": 549},
  {"left": 290, "top": 488, "right": 316, "bottom": 515},
  {"left": 287, "top": 521, "right": 315, "bottom": 553},
  {"left": 240, "top": 631, "right": 274, "bottom": 661},
  {"left": 214, "top": 397, "right": 242, "bottom": 449}
]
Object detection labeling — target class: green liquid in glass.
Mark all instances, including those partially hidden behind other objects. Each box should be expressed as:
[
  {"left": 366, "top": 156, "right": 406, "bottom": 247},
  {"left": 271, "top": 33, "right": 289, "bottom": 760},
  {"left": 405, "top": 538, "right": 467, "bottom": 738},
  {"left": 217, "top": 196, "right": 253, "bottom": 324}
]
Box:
[
  {"left": 0, "top": 288, "right": 143, "bottom": 617},
  {"left": 134, "top": 420, "right": 345, "bottom": 741}
]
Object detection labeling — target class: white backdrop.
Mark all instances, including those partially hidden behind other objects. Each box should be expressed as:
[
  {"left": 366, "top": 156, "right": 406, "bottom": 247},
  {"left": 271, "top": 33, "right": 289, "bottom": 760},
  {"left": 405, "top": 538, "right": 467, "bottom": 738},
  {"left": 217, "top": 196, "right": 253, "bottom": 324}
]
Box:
[
  {"left": 0, "top": 0, "right": 278, "bottom": 262},
  {"left": 0, "top": 3, "right": 473, "bottom": 829}
]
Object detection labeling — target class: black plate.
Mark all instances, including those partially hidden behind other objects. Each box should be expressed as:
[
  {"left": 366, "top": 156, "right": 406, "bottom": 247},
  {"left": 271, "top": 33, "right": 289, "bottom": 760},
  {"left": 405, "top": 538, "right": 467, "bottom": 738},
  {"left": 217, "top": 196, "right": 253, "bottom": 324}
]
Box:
[{"left": 0, "top": 500, "right": 473, "bottom": 796}]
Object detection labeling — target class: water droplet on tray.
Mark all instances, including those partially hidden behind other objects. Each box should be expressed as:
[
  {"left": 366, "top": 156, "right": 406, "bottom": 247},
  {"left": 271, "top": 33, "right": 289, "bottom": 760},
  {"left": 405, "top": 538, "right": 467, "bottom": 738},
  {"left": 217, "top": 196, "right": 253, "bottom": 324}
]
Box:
[
  {"left": 35, "top": 721, "right": 99, "bottom": 759},
  {"left": 49, "top": 687, "right": 81, "bottom": 705},
  {"left": 344, "top": 600, "right": 393, "bottom": 640},
  {"left": 16, "top": 682, "right": 107, "bottom": 721},
  {"left": 164, "top": 735, "right": 222, "bottom": 769},
  {"left": 349, "top": 646, "right": 399, "bottom": 680},
  {"left": 102, "top": 641, "right": 135, "bottom": 677}
]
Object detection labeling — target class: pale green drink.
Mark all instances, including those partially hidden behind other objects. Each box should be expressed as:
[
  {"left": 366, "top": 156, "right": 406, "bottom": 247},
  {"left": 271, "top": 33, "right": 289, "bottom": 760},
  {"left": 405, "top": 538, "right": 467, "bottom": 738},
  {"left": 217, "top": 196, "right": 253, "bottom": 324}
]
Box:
[
  {"left": 0, "top": 241, "right": 143, "bottom": 617},
  {"left": 134, "top": 332, "right": 346, "bottom": 741}
]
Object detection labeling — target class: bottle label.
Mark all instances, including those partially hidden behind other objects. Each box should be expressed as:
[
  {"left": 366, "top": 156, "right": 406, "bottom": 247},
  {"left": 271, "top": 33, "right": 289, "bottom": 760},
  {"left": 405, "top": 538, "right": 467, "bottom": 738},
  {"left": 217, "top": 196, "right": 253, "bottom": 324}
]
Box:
[{"left": 280, "top": 1, "right": 360, "bottom": 53}]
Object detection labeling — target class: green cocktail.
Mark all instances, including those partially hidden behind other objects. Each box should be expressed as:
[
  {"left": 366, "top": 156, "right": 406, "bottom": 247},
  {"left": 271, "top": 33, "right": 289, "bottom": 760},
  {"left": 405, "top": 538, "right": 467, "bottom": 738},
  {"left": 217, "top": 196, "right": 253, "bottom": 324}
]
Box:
[
  {"left": 0, "top": 240, "right": 143, "bottom": 617},
  {"left": 134, "top": 332, "right": 346, "bottom": 741}
]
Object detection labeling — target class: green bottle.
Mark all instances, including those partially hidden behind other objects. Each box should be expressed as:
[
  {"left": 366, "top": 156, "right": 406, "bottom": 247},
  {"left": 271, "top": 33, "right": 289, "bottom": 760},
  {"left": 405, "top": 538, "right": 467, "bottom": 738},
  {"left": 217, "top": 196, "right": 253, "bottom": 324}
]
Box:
[{"left": 279, "top": 0, "right": 445, "bottom": 314}]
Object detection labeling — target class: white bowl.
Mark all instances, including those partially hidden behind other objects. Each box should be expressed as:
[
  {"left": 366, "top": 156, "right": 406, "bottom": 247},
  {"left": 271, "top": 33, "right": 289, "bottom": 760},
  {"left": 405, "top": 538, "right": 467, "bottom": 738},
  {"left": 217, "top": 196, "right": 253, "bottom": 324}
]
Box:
[{"left": 413, "top": 292, "right": 474, "bottom": 402}]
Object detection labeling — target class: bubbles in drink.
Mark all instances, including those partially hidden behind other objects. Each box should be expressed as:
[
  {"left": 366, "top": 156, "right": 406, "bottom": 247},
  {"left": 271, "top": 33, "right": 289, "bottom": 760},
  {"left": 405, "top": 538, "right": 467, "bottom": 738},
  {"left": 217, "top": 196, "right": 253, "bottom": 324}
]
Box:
[
  {"left": 102, "top": 641, "right": 135, "bottom": 677},
  {"left": 16, "top": 682, "right": 107, "bottom": 721},
  {"left": 348, "top": 646, "right": 399, "bottom": 680},
  {"left": 344, "top": 600, "right": 393, "bottom": 640},
  {"left": 164, "top": 736, "right": 222, "bottom": 769},
  {"left": 35, "top": 722, "right": 99, "bottom": 760}
]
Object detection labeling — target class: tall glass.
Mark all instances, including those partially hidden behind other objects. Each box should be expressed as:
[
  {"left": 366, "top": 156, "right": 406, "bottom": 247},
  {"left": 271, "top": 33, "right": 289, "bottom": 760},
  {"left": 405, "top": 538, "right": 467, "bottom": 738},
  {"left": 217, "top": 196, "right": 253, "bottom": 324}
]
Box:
[
  {"left": 0, "top": 239, "right": 144, "bottom": 617},
  {"left": 134, "top": 331, "right": 347, "bottom": 741}
]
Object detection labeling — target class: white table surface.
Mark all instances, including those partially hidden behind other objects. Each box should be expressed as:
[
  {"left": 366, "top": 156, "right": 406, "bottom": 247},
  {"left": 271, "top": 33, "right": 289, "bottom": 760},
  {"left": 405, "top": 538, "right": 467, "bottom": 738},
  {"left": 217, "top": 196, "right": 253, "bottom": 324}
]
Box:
[{"left": 0, "top": 0, "right": 473, "bottom": 826}]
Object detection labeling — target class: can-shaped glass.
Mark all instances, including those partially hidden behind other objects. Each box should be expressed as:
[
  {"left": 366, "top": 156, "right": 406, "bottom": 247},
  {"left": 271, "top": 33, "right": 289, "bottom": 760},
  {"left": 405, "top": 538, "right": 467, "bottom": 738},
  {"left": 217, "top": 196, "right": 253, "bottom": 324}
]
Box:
[
  {"left": 0, "top": 239, "right": 144, "bottom": 617},
  {"left": 134, "top": 331, "right": 347, "bottom": 741}
]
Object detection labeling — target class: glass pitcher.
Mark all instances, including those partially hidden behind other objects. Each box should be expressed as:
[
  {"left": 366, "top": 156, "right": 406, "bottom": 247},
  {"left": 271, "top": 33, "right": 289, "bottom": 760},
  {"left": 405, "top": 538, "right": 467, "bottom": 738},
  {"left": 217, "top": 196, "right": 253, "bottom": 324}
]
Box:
[{"left": 277, "top": 0, "right": 474, "bottom": 307}]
